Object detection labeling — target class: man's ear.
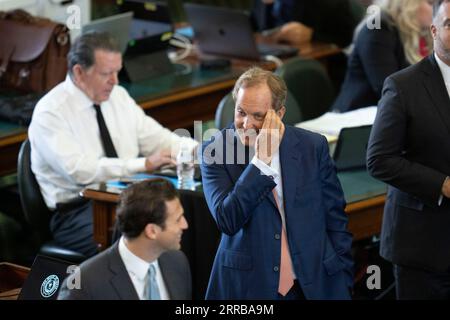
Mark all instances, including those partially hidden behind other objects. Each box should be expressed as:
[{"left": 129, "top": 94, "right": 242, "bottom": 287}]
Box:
[
  {"left": 431, "top": 24, "right": 437, "bottom": 39},
  {"left": 144, "top": 223, "right": 160, "bottom": 240},
  {"left": 72, "top": 64, "right": 84, "bottom": 83},
  {"left": 277, "top": 106, "right": 286, "bottom": 120}
]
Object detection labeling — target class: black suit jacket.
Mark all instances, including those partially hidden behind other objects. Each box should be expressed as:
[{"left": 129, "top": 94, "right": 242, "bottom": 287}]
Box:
[
  {"left": 57, "top": 242, "right": 192, "bottom": 300},
  {"left": 251, "top": 0, "right": 358, "bottom": 48},
  {"left": 332, "top": 13, "right": 409, "bottom": 112},
  {"left": 367, "top": 55, "right": 450, "bottom": 272}
]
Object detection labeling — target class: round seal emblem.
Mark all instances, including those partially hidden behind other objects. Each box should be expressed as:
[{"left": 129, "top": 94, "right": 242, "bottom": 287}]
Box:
[{"left": 40, "top": 275, "right": 60, "bottom": 298}]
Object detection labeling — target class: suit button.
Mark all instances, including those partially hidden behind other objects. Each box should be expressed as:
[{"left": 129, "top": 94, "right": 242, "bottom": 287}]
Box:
[
  {"left": 274, "top": 234, "right": 281, "bottom": 240},
  {"left": 273, "top": 266, "right": 279, "bottom": 272}
]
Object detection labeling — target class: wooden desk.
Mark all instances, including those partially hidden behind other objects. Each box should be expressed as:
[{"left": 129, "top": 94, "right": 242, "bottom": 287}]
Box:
[
  {"left": 0, "top": 262, "right": 30, "bottom": 300},
  {"left": 337, "top": 170, "right": 387, "bottom": 241},
  {"left": 83, "top": 185, "right": 385, "bottom": 252}
]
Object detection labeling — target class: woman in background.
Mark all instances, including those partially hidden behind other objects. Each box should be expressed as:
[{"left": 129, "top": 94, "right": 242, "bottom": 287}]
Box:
[{"left": 332, "top": 0, "right": 433, "bottom": 113}]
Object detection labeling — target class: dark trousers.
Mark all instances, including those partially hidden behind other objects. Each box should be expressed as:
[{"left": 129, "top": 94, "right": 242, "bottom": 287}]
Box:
[
  {"left": 50, "top": 199, "right": 98, "bottom": 257},
  {"left": 394, "top": 264, "right": 450, "bottom": 300},
  {"left": 277, "top": 280, "right": 306, "bottom": 300}
]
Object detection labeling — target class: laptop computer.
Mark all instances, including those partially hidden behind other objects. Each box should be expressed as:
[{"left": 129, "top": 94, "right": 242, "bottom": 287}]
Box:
[
  {"left": 184, "top": 3, "right": 298, "bottom": 60},
  {"left": 82, "top": 11, "right": 134, "bottom": 54},
  {"left": 333, "top": 125, "right": 372, "bottom": 171},
  {"left": 18, "top": 255, "right": 74, "bottom": 300}
]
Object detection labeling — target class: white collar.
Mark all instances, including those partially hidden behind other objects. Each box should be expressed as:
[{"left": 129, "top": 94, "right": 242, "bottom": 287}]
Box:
[
  {"left": 118, "top": 236, "right": 157, "bottom": 282},
  {"left": 434, "top": 52, "right": 450, "bottom": 88},
  {"left": 63, "top": 75, "right": 98, "bottom": 111}
]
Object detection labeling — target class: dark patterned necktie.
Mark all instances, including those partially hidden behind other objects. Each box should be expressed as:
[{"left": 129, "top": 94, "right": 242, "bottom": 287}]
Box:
[{"left": 93, "top": 104, "right": 118, "bottom": 158}]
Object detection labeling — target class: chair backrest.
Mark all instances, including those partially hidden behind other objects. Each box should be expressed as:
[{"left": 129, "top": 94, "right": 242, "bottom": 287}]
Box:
[
  {"left": 349, "top": 0, "right": 366, "bottom": 24},
  {"left": 275, "top": 57, "right": 335, "bottom": 121},
  {"left": 17, "top": 139, "right": 53, "bottom": 244},
  {"left": 214, "top": 90, "right": 303, "bottom": 130},
  {"left": 215, "top": 93, "right": 234, "bottom": 130}
]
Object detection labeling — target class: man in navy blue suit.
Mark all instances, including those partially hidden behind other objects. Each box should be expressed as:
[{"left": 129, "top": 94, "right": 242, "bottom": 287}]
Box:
[{"left": 200, "top": 67, "right": 353, "bottom": 300}]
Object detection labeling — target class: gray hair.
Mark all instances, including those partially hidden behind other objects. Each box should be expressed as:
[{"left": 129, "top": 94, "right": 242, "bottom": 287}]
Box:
[
  {"left": 232, "top": 67, "right": 287, "bottom": 111},
  {"left": 68, "top": 31, "right": 120, "bottom": 78}
]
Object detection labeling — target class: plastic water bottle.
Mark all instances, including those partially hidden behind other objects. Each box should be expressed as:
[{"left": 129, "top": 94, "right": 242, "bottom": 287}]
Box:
[{"left": 176, "top": 146, "right": 195, "bottom": 190}]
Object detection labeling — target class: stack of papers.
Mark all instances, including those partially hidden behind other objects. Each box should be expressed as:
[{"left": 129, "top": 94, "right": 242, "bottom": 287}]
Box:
[{"left": 295, "top": 106, "right": 377, "bottom": 139}]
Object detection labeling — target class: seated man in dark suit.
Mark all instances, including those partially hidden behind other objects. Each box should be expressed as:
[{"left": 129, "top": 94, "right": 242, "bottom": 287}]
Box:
[
  {"left": 58, "top": 178, "right": 191, "bottom": 300},
  {"left": 252, "top": 0, "right": 360, "bottom": 47}
]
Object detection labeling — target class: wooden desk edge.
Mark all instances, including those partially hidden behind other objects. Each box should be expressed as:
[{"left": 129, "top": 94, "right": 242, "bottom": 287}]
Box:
[
  {"left": 0, "top": 132, "right": 27, "bottom": 148},
  {"left": 81, "top": 189, "right": 120, "bottom": 203},
  {"left": 346, "top": 194, "right": 386, "bottom": 213},
  {"left": 138, "top": 78, "right": 237, "bottom": 110},
  {"left": 82, "top": 187, "right": 386, "bottom": 213}
]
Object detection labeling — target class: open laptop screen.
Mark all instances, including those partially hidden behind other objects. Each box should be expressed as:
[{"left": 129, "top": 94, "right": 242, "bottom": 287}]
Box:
[{"left": 184, "top": 3, "right": 297, "bottom": 60}]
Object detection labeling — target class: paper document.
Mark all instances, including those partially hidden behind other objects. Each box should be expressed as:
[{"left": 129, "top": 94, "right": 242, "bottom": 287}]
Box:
[{"left": 296, "top": 106, "right": 377, "bottom": 137}]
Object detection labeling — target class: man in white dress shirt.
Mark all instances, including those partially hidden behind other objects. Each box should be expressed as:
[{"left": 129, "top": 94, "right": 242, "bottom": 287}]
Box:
[
  {"left": 58, "top": 178, "right": 191, "bottom": 300},
  {"left": 28, "top": 32, "right": 196, "bottom": 256}
]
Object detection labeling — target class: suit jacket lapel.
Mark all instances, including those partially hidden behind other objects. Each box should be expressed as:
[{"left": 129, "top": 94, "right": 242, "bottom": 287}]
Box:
[
  {"left": 422, "top": 55, "right": 450, "bottom": 134},
  {"left": 158, "top": 255, "right": 179, "bottom": 299},
  {"left": 279, "top": 126, "right": 302, "bottom": 215},
  {"left": 224, "top": 125, "right": 253, "bottom": 183},
  {"left": 107, "top": 243, "right": 140, "bottom": 300}
]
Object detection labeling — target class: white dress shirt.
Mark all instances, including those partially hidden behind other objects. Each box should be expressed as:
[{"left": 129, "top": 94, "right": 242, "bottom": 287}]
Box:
[
  {"left": 28, "top": 76, "right": 196, "bottom": 209},
  {"left": 118, "top": 237, "right": 170, "bottom": 300},
  {"left": 434, "top": 53, "right": 450, "bottom": 206},
  {"left": 435, "top": 52, "right": 450, "bottom": 98},
  {"left": 251, "top": 151, "right": 286, "bottom": 228}
]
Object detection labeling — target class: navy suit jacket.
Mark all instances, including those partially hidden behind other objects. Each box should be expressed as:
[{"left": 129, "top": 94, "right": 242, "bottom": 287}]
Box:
[
  {"left": 57, "top": 242, "right": 192, "bottom": 300},
  {"left": 200, "top": 125, "right": 353, "bottom": 299}
]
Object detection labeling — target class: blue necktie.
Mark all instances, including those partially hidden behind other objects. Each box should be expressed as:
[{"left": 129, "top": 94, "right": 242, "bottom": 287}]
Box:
[{"left": 146, "top": 264, "right": 161, "bottom": 300}]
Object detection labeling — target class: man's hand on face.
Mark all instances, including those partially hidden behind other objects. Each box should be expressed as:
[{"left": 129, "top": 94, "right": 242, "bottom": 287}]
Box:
[
  {"left": 255, "top": 109, "right": 285, "bottom": 165},
  {"left": 145, "top": 149, "right": 176, "bottom": 172}
]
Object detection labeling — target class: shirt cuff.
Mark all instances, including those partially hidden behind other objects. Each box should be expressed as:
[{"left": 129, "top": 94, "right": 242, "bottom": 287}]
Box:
[
  {"left": 125, "top": 157, "right": 146, "bottom": 176},
  {"left": 251, "top": 156, "right": 279, "bottom": 180}
]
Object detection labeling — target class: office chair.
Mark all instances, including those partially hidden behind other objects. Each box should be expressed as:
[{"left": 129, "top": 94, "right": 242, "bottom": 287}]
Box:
[
  {"left": 275, "top": 57, "right": 335, "bottom": 121},
  {"left": 17, "top": 139, "right": 86, "bottom": 264},
  {"left": 214, "top": 90, "right": 302, "bottom": 130}
]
